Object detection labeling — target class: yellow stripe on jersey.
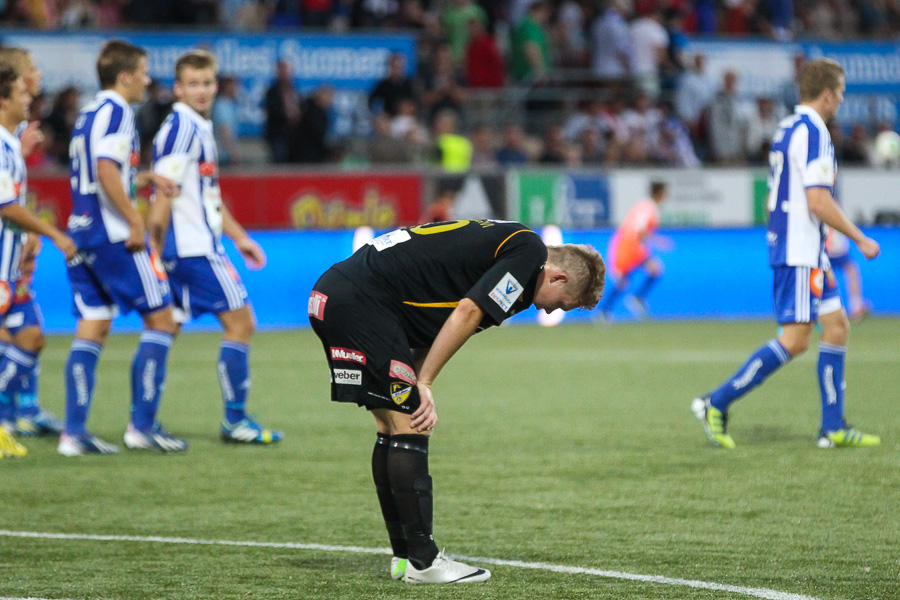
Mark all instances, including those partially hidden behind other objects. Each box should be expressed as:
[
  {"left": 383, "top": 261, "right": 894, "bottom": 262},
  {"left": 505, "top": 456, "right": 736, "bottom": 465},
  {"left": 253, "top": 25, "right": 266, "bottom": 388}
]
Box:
[
  {"left": 495, "top": 229, "right": 539, "bottom": 258},
  {"left": 402, "top": 301, "right": 460, "bottom": 308}
]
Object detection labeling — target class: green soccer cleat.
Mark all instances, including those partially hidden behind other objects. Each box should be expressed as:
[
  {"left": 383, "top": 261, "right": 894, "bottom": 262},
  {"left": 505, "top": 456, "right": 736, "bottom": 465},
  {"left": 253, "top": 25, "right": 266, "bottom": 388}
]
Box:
[
  {"left": 817, "top": 424, "right": 881, "bottom": 448},
  {"left": 391, "top": 557, "right": 408, "bottom": 580},
  {"left": 692, "top": 397, "right": 735, "bottom": 449}
]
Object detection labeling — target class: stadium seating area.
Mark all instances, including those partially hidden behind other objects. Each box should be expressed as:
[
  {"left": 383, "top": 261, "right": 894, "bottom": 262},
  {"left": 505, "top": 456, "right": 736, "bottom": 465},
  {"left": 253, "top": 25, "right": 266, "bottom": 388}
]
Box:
[{"left": 7, "top": 0, "right": 900, "bottom": 171}]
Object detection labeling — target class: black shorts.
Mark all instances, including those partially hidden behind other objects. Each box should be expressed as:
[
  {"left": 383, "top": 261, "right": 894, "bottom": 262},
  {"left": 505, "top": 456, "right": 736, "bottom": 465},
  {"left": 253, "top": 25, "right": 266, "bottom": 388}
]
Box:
[{"left": 308, "top": 268, "right": 420, "bottom": 414}]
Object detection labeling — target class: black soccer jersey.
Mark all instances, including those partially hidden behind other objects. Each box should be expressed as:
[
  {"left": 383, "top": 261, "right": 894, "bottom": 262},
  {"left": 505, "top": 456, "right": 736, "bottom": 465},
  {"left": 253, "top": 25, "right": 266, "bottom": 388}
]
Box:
[{"left": 332, "top": 220, "right": 548, "bottom": 348}]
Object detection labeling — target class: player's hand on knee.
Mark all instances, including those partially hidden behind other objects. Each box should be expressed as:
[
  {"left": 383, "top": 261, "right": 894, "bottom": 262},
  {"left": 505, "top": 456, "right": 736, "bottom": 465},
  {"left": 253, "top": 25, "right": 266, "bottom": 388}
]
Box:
[
  {"left": 411, "top": 383, "right": 437, "bottom": 433},
  {"left": 125, "top": 223, "right": 146, "bottom": 252}
]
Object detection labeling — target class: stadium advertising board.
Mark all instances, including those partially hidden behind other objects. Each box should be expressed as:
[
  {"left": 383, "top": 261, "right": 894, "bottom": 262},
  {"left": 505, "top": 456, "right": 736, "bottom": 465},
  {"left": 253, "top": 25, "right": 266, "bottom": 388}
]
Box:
[
  {"left": 510, "top": 171, "right": 611, "bottom": 228},
  {"left": 609, "top": 169, "right": 754, "bottom": 226},
  {"left": 684, "top": 39, "right": 900, "bottom": 127},
  {"left": 28, "top": 172, "right": 423, "bottom": 230},
  {"left": 0, "top": 31, "right": 417, "bottom": 137}
]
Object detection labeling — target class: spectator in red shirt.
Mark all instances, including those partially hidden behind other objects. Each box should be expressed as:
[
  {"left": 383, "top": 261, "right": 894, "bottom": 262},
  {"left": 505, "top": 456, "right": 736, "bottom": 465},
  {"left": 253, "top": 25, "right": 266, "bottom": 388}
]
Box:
[{"left": 464, "top": 17, "right": 505, "bottom": 88}]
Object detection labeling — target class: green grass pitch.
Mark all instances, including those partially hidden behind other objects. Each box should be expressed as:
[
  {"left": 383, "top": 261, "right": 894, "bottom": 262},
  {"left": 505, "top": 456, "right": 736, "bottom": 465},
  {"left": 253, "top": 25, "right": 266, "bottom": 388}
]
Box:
[{"left": 1, "top": 319, "right": 898, "bottom": 599}]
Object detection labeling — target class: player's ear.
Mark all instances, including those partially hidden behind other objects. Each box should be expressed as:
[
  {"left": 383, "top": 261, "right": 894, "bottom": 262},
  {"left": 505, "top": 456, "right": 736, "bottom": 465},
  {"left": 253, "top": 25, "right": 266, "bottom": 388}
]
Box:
[{"left": 553, "top": 271, "right": 568, "bottom": 284}]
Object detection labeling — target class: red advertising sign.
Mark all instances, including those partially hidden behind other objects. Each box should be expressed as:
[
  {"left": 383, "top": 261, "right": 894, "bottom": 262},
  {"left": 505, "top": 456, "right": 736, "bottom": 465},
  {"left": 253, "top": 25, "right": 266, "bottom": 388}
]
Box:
[{"left": 27, "top": 171, "right": 424, "bottom": 230}]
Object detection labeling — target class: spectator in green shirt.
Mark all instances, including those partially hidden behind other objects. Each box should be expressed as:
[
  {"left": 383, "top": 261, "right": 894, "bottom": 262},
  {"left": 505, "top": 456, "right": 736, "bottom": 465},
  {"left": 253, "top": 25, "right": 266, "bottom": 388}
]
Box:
[
  {"left": 442, "top": 0, "right": 488, "bottom": 64},
  {"left": 511, "top": 1, "right": 552, "bottom": 82}
]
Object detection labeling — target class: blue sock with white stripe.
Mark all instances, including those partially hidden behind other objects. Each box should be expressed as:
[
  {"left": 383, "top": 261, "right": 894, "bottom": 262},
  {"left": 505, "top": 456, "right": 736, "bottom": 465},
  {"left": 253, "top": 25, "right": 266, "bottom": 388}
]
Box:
[
  {"left": 0, "top": 346, "right": 36, "bottom": 424},
  {"left": 818, "top": 343, "right": 846, "bottom": 433},
  {"left": 710, "top": 339, "right": 791, "bottom": 412},
  {"left": 131, "top": 330, "right": 173, "bottom": 432},
  {"left": 17, "top": 361, "right": 40, "bottom": 418},
  {"left": 219, "top": 341, "right": 250, "bottom": 425},
  {"left": 65, "top": 339, "right": 102, "bottom": 436}
]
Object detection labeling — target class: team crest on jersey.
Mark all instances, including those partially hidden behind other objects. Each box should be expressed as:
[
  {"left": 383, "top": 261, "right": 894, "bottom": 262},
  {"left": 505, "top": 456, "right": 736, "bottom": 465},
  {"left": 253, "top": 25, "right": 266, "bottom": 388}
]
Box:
[
  {"left": 489, "top": 272, "right": 523, "bottom": 313},
  {"left": 308, "top": 291, "right": 327, "bottom": 320},
  {"left": 390, "top": 382, "right": 413, "bottom": 406},
  {"left": 130, "top": 151, "right": 140, "bottom": 167},
  {"left": 389, "top": 360, "right": 417, "bottom": 385},
  {"left": 330, "top": 347, "right": 366, "bottom": 365},
  {"left": 0, "top": 282, "right": 11, "bottom": 314},
  {"left": 199, "top": 161, "right": 217, "bottom": 177}
]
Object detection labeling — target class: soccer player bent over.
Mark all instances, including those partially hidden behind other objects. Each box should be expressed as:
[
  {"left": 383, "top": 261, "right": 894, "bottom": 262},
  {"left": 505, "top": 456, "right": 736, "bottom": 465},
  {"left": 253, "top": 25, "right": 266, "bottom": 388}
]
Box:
[
  {"left": 0, "top": 65, "right": 77, "bottom": 458},
  {"left": 60, "top": 40, "right": 186, "bottom": 456},
  {"left": 148, "top": 50, "right": 281, "bottom": 444},
  {"left": 692, "top": 59, "right": 881, "bottom": 449},
  {"left": 309, "top": 220, "right": 605, "bottom": 582}
]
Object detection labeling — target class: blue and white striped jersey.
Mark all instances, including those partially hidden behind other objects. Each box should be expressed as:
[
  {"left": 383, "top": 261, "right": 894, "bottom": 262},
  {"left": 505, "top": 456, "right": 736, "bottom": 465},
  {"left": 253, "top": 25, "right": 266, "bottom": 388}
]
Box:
[
  {"left": 767, "top": 105, "right": 836, "bottom": 268},
  {"left": 0, "top": 124, "right": 26, "bottom": 283},
  {"left": 67, "top": 90, "right": 140, "bottom": 248},
  {"left": 152, "top": 102, "right": 224, "bottom": 259}
]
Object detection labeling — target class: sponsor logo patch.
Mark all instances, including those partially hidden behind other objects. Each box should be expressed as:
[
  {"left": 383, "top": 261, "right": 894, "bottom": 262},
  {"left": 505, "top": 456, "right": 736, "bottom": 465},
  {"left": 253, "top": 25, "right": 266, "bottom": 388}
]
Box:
[
  {"left": 199, "top": 161, "right": 217, "bottom": 177},
  {"left": 333, "top": 369, "right": 362, "bottom": 385},
  {"left": 330, "top": 347, "right": 366, "bottom": 365},
  {"left": 810, "top": 269, "right": 824, "bottom": 298},
  {"left": 389, "top": 360, "right": 417, "bottom": 385},
  {"left": 369, "top": 229, "right": 411, "bottom": 251},
  {"left": 390, "top": 382, "right": 413, "bottom": 406},
  {"left": 488, "top": 272, "right": 523, "bottom": 313},
  {"left": 308, "top": 291, "right": 328, "bottom": 320}
]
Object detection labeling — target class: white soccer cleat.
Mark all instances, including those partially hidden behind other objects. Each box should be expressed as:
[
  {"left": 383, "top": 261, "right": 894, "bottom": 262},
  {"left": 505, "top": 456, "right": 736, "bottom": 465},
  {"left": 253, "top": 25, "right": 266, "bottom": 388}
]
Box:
[
  {"left": 403, "top": 551, "right": 491, "bottom": 584},
  {"left": 58, "top": 432, "right": 120, "bottom": 457},
  {"left": 123, "top": 423, "right": 189, "bottom": 453}
]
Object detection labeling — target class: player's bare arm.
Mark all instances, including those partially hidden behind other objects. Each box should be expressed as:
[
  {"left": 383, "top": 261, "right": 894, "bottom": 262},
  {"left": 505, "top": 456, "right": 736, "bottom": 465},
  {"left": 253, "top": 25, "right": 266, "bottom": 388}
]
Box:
[
  {"left": 222, "top": 205, "right": 266, "bottom": 269},
  {"left": 146, "top": 185, "right": 173, "bottom": 254},
  {"left": 134, "top": 170, "right": 178, "bottom": 197},
  {"left": 0, "top": 203, "right": 76, "bottom": 261},
  {"left": 806, "top": 187, "right": 880, "bottom": 259},
  {"left": 97, "top": 158, "right": 145, "bottom": 252},
  {"left": 411, "top": 298, "right": 484, "bottom": 432}
]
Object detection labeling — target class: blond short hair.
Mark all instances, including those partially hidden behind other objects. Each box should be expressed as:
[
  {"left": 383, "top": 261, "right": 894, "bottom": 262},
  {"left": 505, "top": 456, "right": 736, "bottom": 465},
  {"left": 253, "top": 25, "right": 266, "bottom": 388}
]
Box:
[
  {"left": 0, "top": 47, "right": 30, "bottom": 76},
  {"left": 175, "top": 49, "right": 217, "bottom": 81},
  {"left": 547, "top": 244, "right": 606, "bottom": 310},
  {"left": 798, "top": 58, "right": 845, "bottom": 103}
]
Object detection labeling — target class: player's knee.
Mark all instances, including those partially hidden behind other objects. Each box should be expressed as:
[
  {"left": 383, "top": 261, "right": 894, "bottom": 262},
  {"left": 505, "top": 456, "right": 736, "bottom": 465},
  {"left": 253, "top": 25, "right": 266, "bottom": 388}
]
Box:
[
  {"left": 822, "top": 312, "right": 850, "bottom": 345},
  {"left": 781, "top": 335, "right": 810, "bottom": 357},
  {"left": 143, "top": 307, "right": 177, "bottom": 334},
  {"left": 14, "top": 328, "right": 44, "bottom": 354}
]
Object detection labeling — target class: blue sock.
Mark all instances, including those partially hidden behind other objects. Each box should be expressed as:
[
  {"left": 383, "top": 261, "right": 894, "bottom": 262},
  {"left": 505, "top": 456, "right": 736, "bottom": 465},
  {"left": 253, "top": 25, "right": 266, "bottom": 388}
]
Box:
[
  {"left": 17, "top": 360, "right": 40, "bottom": 418},
  {"left": 219, "top": 341, "right": 250, "bottom": 424},
  {"left": 65, "top": 339, "right": 102, "bottom": 436},
  {"left": 634, "top": 273, "right": 660, "bottom": 301},
  {"left": 130, "top": 330, "right": 173, "bottom": 432},
  {"left": 710, "top": 339, "right": 791, "bottom": 412},
  {"left": 818, "top": 343, "right": 846, "bottom": 433},
  {"left": 0, "top": 346, "right": 38, "bottom": 424}
]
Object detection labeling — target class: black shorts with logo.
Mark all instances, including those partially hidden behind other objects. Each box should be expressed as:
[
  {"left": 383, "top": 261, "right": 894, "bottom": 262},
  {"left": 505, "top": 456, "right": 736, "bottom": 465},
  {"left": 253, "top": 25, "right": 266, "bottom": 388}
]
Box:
[{"left": 308, "top": 268, "right": 420, "bottom": 414}]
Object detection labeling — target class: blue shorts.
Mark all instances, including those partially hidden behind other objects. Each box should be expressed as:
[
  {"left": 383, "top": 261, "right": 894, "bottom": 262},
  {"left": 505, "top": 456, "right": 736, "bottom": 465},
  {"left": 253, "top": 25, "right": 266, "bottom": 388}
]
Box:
[
  {"left": 163, "top": 254, "right": 247, "bottom": 323},
  {"left": 68, "top": 242, "right": 172, "bottom": 320},
  {"left": 827, "top": 252, "right": 851, "bottom": 270},
  {"left": 4, "top": 294, "right": 43, "bottom": 335},
  {"left": 773, "top": 266, "right": 841, "bottom": 324}
]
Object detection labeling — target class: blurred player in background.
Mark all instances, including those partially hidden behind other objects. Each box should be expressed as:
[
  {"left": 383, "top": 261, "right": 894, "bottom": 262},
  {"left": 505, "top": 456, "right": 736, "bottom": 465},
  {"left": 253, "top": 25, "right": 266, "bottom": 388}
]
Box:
[
  {"left": 598, "top": 180, "right": 668, "bottom": 320},
  {"left": 309, "top": 220, "right": 604, "bottom": 583},
  {"left": 60, "top": 40, "right": 185, "bottom": 456},
  {"left": 0, "top": 46, "right": 66, "bottom": 437},
  {"left": 693, "top": 59, "right": 881, "bottom": 449},
  {"left": 826, "top": 228, "right": 870, "bottom": 321},
  {"left": 0, "top": 64, "right": 78, "bottom": 458},
  {"left": 149, "top": 50, "right": 282, "bottom": 444}
]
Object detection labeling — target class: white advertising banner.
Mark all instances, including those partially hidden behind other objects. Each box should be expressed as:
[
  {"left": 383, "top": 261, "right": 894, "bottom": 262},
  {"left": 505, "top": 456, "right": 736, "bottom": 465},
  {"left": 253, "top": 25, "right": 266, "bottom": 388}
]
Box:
[{"left": 610, "top": 169, "right": 755, "bottom": 227}]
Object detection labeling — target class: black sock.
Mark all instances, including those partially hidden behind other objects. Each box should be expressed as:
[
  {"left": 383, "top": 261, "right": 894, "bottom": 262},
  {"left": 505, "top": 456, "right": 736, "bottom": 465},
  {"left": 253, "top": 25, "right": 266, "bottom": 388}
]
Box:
[
  {"left": 372, "top": 433, "right": 407, "bottom": 558},
  {"left": 388, "top": 434, "right": 439, "bottom": 570}
]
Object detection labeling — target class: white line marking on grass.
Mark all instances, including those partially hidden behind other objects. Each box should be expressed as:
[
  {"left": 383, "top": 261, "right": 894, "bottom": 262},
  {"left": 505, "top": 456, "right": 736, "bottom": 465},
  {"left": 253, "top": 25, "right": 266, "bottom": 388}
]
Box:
[{"left": 0, "top": 530, "right": 821, "bottom": 600}]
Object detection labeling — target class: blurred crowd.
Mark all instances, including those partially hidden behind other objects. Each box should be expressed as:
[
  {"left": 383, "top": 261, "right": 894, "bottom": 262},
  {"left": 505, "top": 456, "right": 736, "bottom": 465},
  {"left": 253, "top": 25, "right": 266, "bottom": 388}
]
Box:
[
  {"left": 5, "top": 0, "right": 900, "bottom": 39},
  {"left": 9, "top": 0, "right": 900, "bottom": 171}
]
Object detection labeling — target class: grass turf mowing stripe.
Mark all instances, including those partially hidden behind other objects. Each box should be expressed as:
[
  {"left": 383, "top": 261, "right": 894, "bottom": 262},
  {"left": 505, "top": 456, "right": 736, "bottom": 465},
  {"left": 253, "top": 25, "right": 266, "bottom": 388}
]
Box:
[{"left": 0, "top": 530, "right": 822, "bottom": 600}]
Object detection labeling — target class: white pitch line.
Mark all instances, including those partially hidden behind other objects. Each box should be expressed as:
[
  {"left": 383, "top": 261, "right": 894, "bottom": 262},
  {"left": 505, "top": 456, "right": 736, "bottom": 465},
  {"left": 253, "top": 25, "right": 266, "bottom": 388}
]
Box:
[{"left": 0, "top": 530, "right": 821, "bottom": 600}]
